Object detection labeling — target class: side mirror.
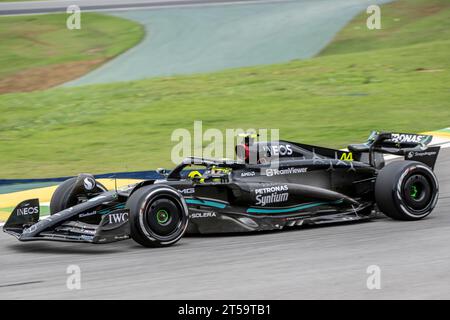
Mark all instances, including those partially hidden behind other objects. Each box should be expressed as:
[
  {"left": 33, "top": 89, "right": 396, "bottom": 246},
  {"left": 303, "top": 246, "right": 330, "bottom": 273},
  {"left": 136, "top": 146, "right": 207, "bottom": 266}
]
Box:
[{"left": 156, "top": 168, "right": 171, "bottom": 177}]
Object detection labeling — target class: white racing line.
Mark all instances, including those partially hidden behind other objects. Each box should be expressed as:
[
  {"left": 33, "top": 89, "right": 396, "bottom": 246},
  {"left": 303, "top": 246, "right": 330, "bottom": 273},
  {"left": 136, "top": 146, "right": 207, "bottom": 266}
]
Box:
[{"left": 1, "top": 134, "right": 450, "bottom": 227}]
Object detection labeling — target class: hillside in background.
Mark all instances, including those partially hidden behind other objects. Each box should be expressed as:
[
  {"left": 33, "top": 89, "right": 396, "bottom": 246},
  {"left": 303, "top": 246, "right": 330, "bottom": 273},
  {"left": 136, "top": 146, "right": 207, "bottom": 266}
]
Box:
[
  {"left": 0, "top": 13, "right": 144, "bottom": 93},
  {"left": 0, "top": 0, "right": 449, "bottom": 178}
]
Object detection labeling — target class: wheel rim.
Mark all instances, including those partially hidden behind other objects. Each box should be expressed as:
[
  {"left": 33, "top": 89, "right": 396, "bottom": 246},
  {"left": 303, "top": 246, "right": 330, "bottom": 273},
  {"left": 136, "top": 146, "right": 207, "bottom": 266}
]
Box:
[
  {"left": 143, "top": 196, "right": 183, "bottom": 237},
  {"left": 402, "top": 173, "right": 433, "bottom": 213},
  {"left": 156, "top": 209, "right": 170, "bottom": 225},
  {"left": 410, "top": 183, "right": 422, "bottom": 200}
]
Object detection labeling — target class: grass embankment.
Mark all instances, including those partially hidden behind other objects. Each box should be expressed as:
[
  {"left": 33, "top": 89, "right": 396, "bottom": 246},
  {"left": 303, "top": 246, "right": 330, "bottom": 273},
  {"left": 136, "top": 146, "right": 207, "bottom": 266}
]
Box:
[
  {"left": 0, "top": 13, "right": 144, "bottom": 93},
  {"left": 321, "top": 0, "right": 450, "bottom": 55},
  {"left": 0, "top": 0, "right": 449, "bottom": 178}
]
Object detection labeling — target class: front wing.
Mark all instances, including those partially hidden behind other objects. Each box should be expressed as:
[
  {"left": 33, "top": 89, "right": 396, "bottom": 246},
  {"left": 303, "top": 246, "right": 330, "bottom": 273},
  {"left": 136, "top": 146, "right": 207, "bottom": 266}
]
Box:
[{"left": 3, "top": 193, "right": 130, "bottom": 244}]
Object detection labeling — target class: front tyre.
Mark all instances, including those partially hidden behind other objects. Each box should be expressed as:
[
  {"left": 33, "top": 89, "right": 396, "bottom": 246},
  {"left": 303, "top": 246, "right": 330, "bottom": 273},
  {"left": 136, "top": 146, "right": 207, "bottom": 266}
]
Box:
[
  {"left": 375, "top": 161, "right": 439, "bottom": 221},
  {"left": 126, "top": 185, "right": 189, "bottom": 247},
  {"left": 50, "top": 175, "right": 107, "bottom": 215}
]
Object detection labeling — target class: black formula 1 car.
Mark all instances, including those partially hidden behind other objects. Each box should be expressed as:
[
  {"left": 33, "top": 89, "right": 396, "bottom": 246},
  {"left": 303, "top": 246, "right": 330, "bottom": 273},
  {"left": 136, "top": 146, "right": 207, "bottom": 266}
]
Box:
[{"left": 3, "top": 131, "right": 440, "bottom": 248}]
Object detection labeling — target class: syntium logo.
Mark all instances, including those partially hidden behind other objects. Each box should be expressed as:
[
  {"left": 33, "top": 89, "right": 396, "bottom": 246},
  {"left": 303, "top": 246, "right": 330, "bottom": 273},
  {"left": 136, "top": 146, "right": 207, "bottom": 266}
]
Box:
[
  {"left": 254, "top": 185, "right": 289, "bottom": 206},
  {"left": 108, "top": 212, "right": 129, "bottom": 224},
  {"left": 255, "top": 192, "right": 289, "bottom": 206}
]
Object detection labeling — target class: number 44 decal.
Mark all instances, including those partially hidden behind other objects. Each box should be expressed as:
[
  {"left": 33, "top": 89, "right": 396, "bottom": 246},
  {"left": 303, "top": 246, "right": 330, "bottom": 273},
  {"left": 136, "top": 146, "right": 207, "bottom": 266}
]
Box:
[{"left": 340, "top": 152, "right": 354, "bottom": 161}]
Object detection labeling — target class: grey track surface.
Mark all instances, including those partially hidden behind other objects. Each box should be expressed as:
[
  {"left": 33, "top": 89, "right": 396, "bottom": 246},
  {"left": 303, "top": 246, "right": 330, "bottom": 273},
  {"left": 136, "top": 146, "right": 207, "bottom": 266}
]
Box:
[
  {"left": 1, "top": 150, "right": 449, "bottom": 299},
  {"left": 64, "top": 0, "right": 391, "bottom": 86},
  {"left": 0, "top": 0, "right": 287, "bottom": 15},
  {"left": 1, "top": 0, "right": 392, "bottom": 86}
]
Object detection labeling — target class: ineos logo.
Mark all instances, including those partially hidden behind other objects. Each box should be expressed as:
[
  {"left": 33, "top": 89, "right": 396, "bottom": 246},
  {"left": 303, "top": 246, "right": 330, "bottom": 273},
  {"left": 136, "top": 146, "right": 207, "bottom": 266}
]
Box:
[
  {"left": 17, "top": 206, "right": 39, "bottom": 216},
  {"left": 264, "top": 144, "right": 293, "bottom": 157}
]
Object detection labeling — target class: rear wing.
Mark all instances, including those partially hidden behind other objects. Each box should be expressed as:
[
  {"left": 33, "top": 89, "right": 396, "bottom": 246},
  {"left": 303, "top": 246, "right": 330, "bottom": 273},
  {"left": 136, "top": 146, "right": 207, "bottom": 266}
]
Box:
[
  {"left": 368, "top": 131, "right": 433, "bottom": 149},
  {"left": 349, "top": 131, "right": 440, "bottom": 169}
]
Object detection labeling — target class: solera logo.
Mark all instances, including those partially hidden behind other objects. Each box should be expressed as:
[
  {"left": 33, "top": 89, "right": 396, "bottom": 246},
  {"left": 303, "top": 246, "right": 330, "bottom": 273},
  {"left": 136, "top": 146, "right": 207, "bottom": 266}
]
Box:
[
  {"left": 366, "top": 5, "right": 381, "bottom": 30},
  {"left": 66, "top": 5, "right": 81, "bottom": 30}
]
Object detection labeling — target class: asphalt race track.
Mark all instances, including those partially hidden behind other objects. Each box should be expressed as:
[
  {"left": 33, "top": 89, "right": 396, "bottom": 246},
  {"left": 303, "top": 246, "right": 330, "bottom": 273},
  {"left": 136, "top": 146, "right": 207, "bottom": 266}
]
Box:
[
  {"left": 1, "top": 0, "right": 448, "bottom": 300},
  {"left": 1, "top": 0, "right": 392, "bottom": 85},
  {"left": 66, "top": 0, "right": 393, "bottom": 85},
  {"left": 0, "top": 149, "right": 449, "bottom": 299},
  {"left": 0, "top": 0, "right": 289, "bottom": 15}
]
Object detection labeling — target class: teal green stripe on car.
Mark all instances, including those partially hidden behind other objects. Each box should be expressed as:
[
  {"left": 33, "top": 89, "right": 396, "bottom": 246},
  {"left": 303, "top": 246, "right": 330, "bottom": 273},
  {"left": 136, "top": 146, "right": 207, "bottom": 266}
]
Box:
[
  {"left": 246, "top": 201, "right": 339, "bottom": 214},
  {"left": 185, "top": 199, "right": 227, "bottom": 209},
  {"left": 98, "top": 203, "right": 126, "bottom": 215}
]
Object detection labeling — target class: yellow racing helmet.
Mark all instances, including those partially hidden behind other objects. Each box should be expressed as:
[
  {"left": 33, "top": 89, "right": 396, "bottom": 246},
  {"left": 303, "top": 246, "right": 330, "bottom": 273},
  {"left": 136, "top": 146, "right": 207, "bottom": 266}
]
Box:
[{"left": 187, "top": 170, "right": 203, "bottom": 181}]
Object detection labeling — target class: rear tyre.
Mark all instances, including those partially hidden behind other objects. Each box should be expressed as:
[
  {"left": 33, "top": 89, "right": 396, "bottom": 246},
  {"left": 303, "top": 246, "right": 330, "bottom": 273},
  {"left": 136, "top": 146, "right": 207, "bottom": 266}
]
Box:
[
  {"left": 375, "top": 161, "right": 439, "bottom": 221},
  {"left": 126, "top": 185, "right": 189, "bottom": 247}
]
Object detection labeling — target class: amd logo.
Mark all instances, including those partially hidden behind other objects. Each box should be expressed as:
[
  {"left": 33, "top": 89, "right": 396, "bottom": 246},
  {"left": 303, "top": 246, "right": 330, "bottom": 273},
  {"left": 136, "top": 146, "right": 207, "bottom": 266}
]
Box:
[{"left": 241, "top": 171, "right": 256, "bottom": 177}]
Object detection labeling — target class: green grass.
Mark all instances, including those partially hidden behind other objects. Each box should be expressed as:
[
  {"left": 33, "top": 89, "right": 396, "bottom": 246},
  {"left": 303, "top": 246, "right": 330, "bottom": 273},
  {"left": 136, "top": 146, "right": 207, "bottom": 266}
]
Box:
[
  {"left": 321, "top": 0, "right": 450, "bottom": 55},
  {"left": 0, "top": 0, "right": 449, "bottom": 178},
  {"left": 0, "top": 13, "right": 144, "bottom": 90}
]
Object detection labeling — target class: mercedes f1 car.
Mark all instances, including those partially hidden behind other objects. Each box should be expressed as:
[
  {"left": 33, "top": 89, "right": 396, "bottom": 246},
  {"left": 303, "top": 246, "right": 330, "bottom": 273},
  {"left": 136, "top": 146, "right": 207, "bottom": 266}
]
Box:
[{"left": 3, "top": 131, "right": 440, "bottom": 247}]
